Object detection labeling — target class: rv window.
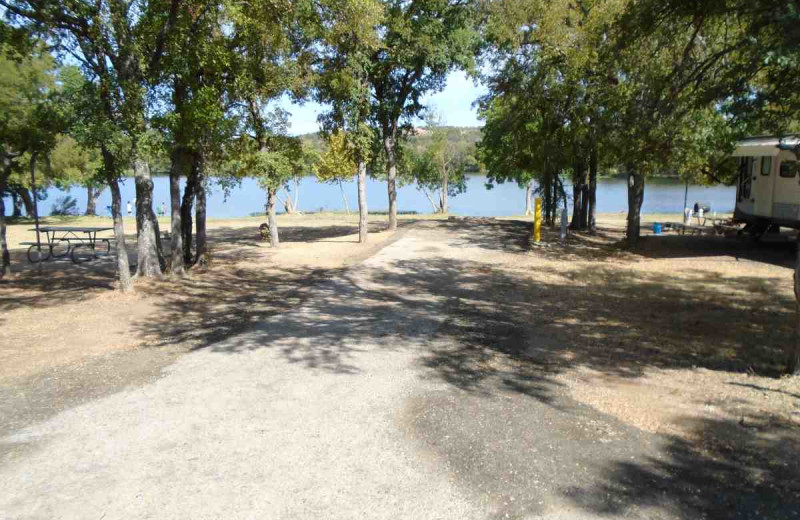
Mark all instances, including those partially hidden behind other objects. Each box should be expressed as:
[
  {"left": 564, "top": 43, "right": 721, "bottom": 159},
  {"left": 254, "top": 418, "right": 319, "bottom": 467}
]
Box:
[
  {"left": 780, "top": 160, "right": 798, "bottom": 178},
  {"left": 761, "top": 157, "right": 772, "bottom": 175}
]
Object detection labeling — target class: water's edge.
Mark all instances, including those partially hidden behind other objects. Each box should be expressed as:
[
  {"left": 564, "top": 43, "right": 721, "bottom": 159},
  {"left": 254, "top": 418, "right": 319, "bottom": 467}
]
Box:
[{"left": 6, "top": 175, "right": 736, "bottom": 219}]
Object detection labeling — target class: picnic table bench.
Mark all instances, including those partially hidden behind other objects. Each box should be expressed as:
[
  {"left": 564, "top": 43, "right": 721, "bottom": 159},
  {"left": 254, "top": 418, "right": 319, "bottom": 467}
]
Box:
[
  {"left": 25, "top": 226, "right": 114, "bottom": 264},
  {"left": 662, "top": 222, "right": 716, "bottom": 236}
]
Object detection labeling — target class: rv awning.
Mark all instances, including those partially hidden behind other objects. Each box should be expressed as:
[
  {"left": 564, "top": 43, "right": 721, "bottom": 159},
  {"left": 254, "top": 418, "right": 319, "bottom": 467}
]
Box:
[{"left": 732, "top": 136, "right": 800, "bottom": 157}]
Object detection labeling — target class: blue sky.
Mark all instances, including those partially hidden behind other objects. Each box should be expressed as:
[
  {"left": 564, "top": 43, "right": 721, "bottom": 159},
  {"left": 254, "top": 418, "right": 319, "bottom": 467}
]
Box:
[{"left": 282, "top": 71, "right": 488, "bottom": 135}]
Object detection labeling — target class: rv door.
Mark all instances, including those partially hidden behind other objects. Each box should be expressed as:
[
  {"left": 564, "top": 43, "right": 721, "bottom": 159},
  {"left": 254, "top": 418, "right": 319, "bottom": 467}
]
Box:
[{"left": 737, "top": 157, "right": 752, "bottom": 201}]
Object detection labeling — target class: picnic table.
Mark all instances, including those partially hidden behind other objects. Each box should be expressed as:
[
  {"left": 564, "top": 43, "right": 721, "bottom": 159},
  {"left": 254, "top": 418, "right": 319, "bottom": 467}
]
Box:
[
  {"left": 23, "top": 226, "right": 114, "bottom": 264},
  {"left": 663, "top": 219, "right": 738, "bottom": 236}
]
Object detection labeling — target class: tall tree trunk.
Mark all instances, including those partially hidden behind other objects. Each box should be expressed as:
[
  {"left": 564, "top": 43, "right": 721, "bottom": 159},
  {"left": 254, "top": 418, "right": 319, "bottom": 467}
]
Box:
[
  {"left": 338, "top": 180, "right": 350, "bottom": 215},
  {"left": 17, "top": 187, "right": 34, "bottom": 216},
  {"left": 102, "top": 146, "right": 132, "bottom": 291},
  {"left": 626, "top": 168, "right": 645, "bottom": 246},
  {"left": 579, "top": 155, "right": 589, "bottom": 228},
  {"left": 169, "top": 147, "right": 185, "bottom": 275},
  {"left": 134, "top": 156, "right": 163, "bottom": 277},
  {"left": 421, "top": 187, "right": 439, "bottom": 213},
  {"left": 542, "top": 171, "right": 553, "bottom": 226},
  {"left": 266, "top": 187, "right": 279, "bottom": 247},
  {"left": 194, "top": 154, "right": 207, "bottom": 261},
  {"left": 580, "top": 183, "right": 590, "bottom": 228},
  {"left": 440, "top": 171, "right": 449, "bottom": 214},
  {"left": 524, "top": 181, "right": 533, "bottom": 216},
  {"left": 383, "top": 133, "right": 398, "bottom": 231},
  {"left": 357, "top": 160, "right": 368, "bottom": 244},
  {"left": 571, "top": 159, "right": 588, "bottom": 229},
  {"left": 181, "top": 166, "right": 196, "bottom": 266},
  {"left": 282, "top": 191, "right": 297, "bottom": 214},
  {"left": 553, "top": 173, "right": 562, "bottom": 226},
  {"left": 280, "top": 178, "right": 301, "bottom": 214},
  {"left": 11, "top": 191, "right": 21, "bottom": 218},
  {"left": 793, "top": 238, "right": 800, "bottom": 374},
  {"left": 551, "top": 172, "right": 558, "bottom": 226},
  {"left": 0, "top": 164, "right": 11, "bottom": 278},
  {"left": 291, "top": 177, "right": 300, "bottom": 212},
  {"left": 570, "top": 179, "right": 583, "bottom": 229},
  {"left": 588, "top": 142, "right": 598, "bottom": 234},
  {"left": 85, "top": 185, "right": 101, "bottom": 216}
]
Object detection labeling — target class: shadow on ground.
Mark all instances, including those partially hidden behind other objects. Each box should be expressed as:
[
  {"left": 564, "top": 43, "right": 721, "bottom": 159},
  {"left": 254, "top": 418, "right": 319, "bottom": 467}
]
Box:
[
  {"left": 131, "top": 220, "right": 800, "bottom": 518},
  {"left": 546, "top": 224, "right": 796, "bottom": 269},
  {"left": 207, "top": 224, "right": 366, "bottom": 249},
  {"left": 134, "top": 219, "right": 795, "bottom": 379},
  {"left": 0, "top": 251, "right": 119, "bottom": 313},
  {"left": 564, "top": 415, "right": 800, "bottom": 519},
  {"left": 6, "top": 218, "right": 799, "bottom": 517}
]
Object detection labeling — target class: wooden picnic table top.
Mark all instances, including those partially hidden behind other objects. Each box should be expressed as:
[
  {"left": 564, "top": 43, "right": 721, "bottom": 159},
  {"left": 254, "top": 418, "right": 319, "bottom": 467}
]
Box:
[{"left": 32, "top": 226, "right": 114, "bottom": 233}]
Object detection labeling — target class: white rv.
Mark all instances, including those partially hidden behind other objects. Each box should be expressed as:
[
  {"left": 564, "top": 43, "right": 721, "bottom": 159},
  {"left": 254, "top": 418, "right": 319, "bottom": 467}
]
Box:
[{"left": 733, "top": 135, "right": 800, "bottom": 230}]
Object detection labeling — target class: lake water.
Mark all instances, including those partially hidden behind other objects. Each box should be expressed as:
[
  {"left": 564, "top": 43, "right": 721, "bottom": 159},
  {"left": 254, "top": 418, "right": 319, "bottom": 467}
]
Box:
[{"left": 4, "top": 175, "right": 736, "bottom": 218}]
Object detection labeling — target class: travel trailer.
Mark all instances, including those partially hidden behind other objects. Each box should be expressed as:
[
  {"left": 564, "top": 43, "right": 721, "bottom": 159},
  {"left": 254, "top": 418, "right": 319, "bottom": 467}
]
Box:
[{"left": 733, "top": 135, "right": 800, "bottom": 231}]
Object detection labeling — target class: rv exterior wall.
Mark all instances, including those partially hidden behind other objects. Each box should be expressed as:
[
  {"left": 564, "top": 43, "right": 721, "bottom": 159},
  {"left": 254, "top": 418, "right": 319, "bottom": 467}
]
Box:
[
  {"left": 772, "top": 151, "right": 800, "bottom": 222},
  {"left": 732, "top": 137, "right": 800, "bottom": 228},
  {"left": 753, "top": 155, "right": 774, "bottom": 217}
]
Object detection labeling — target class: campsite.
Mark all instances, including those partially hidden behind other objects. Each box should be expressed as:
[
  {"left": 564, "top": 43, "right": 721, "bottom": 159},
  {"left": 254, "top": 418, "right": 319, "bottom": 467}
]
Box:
[{"left": 1, "top": 0, "right": 799, "bottom": 518}]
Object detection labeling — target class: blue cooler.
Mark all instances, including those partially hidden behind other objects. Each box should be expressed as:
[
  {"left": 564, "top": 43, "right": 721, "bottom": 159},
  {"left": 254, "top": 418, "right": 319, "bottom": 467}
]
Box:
[{"left": 653, "top": 222, "right": 662, "bottom": 235}]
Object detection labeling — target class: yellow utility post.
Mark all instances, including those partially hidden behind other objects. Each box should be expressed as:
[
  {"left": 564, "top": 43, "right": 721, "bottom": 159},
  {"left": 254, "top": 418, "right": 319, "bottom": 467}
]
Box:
[{"left": 533, "top": 197, "right": 542, "bottom": 243}]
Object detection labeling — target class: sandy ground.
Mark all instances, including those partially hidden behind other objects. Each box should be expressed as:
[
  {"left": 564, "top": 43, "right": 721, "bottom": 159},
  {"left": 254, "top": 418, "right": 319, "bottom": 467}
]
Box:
[
  {"left": 0, "top": 213, "right": 414, "bottom": 383},
  {"left": 1, "top": 212, "right": 799, "bottom": 518}
]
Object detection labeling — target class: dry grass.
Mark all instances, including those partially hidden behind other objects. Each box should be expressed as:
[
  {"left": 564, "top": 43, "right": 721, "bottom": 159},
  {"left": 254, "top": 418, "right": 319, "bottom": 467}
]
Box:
[{"left": 510, "top": 218, "right": 800, "bottom": 445}]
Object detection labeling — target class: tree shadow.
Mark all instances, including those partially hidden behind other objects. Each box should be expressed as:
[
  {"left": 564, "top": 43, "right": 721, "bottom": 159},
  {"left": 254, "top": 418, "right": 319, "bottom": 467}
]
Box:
[
  {"left": 0, "top": 250, "right": 120, "bottom": 312},
  {"left": 634, "top": 234, "right": 795, "bottom": 269},
  {"left": 135, "top": 223, "right": 793, "bottom": 396},
  {"left": 369, "top": 253, "right": 794, "bottom": 380},
  {"left": 726, "top": 381, "right": 800, "bottom": 400},
  {"left": 7, "top": 217, "right": 799, "bottom": 517},
  {"left": 537, "top": 224, "right": 796, "bottom": 269},
  {"left": 208, "top": 224, "right": 362, "bottom": 246},
  {"left": 0, "top": 222, "right": 383, "bottom": 313},
  {"left": 439, "top": 218, "right": 532, "bottom": 253},
  {"left": 563, "top": 415, "right": 800, "bottom": 518}
]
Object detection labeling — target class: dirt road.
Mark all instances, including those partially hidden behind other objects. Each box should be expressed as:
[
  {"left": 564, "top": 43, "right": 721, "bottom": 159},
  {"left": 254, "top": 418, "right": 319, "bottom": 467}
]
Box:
[{"left": 0, "top": 220, "right": 796, "bottom": 519}]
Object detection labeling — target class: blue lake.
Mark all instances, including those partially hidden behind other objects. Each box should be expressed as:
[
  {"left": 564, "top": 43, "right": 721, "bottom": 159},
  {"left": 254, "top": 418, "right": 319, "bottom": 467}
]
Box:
[{"left": 5, "top": 175, "right": 736, "bottom": 218}]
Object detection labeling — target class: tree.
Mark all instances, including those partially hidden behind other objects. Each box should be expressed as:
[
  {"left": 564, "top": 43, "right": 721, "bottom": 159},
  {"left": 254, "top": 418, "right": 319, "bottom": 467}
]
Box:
[
  {"left": 0, "top": 41, "right": 60, "bottom": 278},
  {"left": 612, "top": 0, "right": 800, "bottom": 372},
  {"left": 367, "top": 0, "right": 481, "bottom": 230},
  {"left": 153, "top": 0, "right": 238, "bottom": 273},
  {"left": 477, "top": 92, "right": 539, "bottom": 217},
  {"left": 315, "top": 0, "right": 381, "bottom": 243},
  {"left": 1, "top": 0, "right": 187, "bottom": 286},
  {"left": 53, "top": 48, "right": 135, "bottom": 289},
  {"left": 479, "top": 0, "right": 618, "bottom": 227},
  {"left": 224, "top": 0, "right": 320, "bottom": 248},
  {"left": 227, "top": 108, "right": 306, "bottom": 248},
  {"left": 408, "top": 115, "right": 471, "bottom": 214},
  {"left": 478, "top": 62, "right": 572, "bottom": 226},
  {"left": 49, "top": 135, "right": 104, "bottom": 216},
  {"left": 602, "top": 0, "right": 757, "bottom": 244},
  {"left": 315, "top": 130, "right": 356, "bottom": 214}
]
